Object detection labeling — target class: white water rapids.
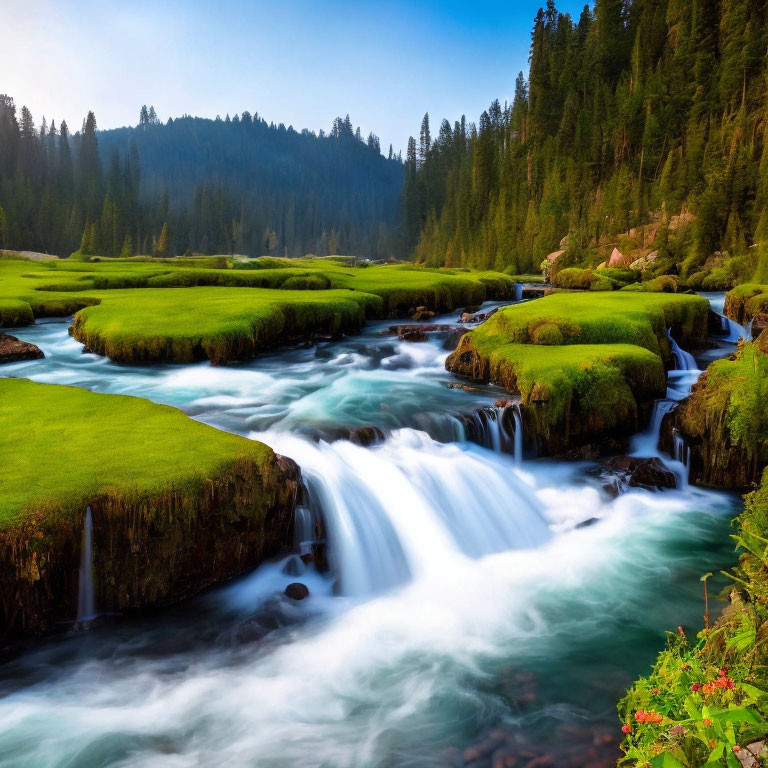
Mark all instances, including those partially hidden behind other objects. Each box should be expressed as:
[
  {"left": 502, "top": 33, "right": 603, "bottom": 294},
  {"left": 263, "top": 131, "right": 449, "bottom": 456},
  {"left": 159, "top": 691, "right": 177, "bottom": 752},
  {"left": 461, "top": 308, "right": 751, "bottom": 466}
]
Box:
[{"left": 0, "top": 296, "right": 741, "bottom": 767}]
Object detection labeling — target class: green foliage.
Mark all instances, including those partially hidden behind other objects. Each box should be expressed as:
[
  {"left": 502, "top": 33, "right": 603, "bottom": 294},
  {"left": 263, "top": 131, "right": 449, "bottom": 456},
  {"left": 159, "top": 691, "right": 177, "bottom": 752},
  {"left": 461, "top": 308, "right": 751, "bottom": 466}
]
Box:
[
  {"left": 280, "top": 275, "right": 330, "bottom": 290},
  {"left": 619, "top": 471, "right": 768, "bottom": 766},
  {"left": 0, "top": 96, "right": 402, "bottom": 259},
  {"left": 532, "top": 322, "right": 564, "bottom": 345},
  {"left": 403, "top": 0, "right": 768, "bottom": 280},
  {"left": 0, "top": 378, "right": 276, "bottom": 527},
  {"left": 447, "top": 292, "right": 705, "bottom": 441},
  {"left": 0, "top": 257, "right": 515, "bottom": 363},
  {"left": 552, "top": 268, "right": 594, "bottom": 289}
]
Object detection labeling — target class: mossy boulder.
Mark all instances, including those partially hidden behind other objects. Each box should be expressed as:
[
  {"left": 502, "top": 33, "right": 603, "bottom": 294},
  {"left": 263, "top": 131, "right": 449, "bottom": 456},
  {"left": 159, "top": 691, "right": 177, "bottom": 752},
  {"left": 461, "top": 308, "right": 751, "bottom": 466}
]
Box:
[
  {"left": 662, "top": 340, "right": 768, "bottom": 489},
  {"left": 446, "top": 292, "right": 708, "bottom": 455},
  {"left": 0, "top": 379, "right": 299, "bottom": 638}
]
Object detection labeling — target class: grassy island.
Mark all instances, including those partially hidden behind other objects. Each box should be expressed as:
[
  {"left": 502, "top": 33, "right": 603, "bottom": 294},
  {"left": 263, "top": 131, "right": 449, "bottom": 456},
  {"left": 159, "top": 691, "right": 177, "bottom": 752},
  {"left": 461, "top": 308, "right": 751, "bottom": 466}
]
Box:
[
  {"left": 0, "top": 256, "right": 517, "bottom": 363},
  {"left": 446, "top": 291, "right": 709, "bottom": 453},
  {"left": 0, "top": 378, "right": 298, "bottom": 637}
]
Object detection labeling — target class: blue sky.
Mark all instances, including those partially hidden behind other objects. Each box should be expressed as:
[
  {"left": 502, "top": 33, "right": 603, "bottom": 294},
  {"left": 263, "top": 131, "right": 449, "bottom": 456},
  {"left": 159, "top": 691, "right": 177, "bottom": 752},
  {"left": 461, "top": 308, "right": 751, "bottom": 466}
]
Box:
[{"left": 5, "top": 0, "right": 586, "bottom": 153}]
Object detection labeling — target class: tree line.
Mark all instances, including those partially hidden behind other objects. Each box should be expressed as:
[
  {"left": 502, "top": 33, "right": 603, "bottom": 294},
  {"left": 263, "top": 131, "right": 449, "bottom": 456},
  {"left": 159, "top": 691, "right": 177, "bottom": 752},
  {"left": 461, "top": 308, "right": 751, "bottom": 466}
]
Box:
[
  {"left": 401, "top": 0, "right": 768, "bottom": 277},
  {"left": 0, "top": 96, "right": 404, "bottom": 259}
]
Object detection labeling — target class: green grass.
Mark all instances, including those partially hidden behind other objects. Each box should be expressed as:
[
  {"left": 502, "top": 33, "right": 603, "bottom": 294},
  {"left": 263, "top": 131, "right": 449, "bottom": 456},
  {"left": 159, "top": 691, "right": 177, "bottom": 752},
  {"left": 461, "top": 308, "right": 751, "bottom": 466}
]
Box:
[
  {"left": 446, "top": 291, "right": 708, "bottom": 446},
  {"left": 0, "top": 256, "right": 517, "bottom": 362},
  {"left": 71, "top": 286, "right": 381, "bottom": 363},
  {"left": 460, "top": 291, "right": 709, "bottom": 357},
  {"left": 0, "top": 378, "right": 275, "bottom": 527}
]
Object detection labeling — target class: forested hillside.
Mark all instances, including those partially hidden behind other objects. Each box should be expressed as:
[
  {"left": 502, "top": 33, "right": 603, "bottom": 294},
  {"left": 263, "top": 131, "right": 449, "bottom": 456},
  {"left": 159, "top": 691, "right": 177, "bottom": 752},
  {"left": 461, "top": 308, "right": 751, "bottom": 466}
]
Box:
[
  {"left": 0, "top": 99, "right": 403, "bottom": 259},
  {"left": 403, "top": 0, "right": 768, "bottom": 283}
]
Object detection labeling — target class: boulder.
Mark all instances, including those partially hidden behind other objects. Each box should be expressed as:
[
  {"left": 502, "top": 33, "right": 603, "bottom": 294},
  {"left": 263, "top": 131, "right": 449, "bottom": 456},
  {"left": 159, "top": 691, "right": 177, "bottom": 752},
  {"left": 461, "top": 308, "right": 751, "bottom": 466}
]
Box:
[
  {"left": 546, "top": 249, "right": 565, "bottom": 264},
  {"left": 646, "top": 250, "right": 659, "bottom": 263},
  {"left": 602, "top": 456, "right": 677, "bottom": 490},
  {"left": 608, "top": 248, "right": 630, "bottom": 268},
  {"left": 349, "top": 426, "right": 385, "bottom": 447},
  {"left": 0, "top": 334, "right": 44, "bottom": 365},
  {"left": 411, "top": 306, "right": 436, "bottom": 322},
  {"left": 284, "top": 583, "right": 310, "bottom": 601}
]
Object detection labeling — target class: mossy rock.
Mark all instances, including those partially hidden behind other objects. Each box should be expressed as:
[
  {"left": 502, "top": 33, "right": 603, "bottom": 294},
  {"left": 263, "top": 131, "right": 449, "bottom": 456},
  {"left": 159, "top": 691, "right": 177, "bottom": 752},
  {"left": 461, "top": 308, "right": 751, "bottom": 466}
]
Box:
[
  {"left": 532, "top": 323, "right": 564, "bottom": 345},
  {"left": 0, "top": 379, "right": 299, "bottom": 637}
]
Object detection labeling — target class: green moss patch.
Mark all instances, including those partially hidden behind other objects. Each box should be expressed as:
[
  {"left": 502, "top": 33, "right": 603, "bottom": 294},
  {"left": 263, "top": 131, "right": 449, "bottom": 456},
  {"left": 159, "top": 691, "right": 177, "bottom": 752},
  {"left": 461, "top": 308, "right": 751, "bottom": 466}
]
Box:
[
  {"left": 0, "top": 378, "right": 276, "bottom": 527},
  {"left": 0, "top": 257, "right": 516, "bottom": 363},
  {"left": 446, "top": 292, "right": 707, "bottom": 452}
]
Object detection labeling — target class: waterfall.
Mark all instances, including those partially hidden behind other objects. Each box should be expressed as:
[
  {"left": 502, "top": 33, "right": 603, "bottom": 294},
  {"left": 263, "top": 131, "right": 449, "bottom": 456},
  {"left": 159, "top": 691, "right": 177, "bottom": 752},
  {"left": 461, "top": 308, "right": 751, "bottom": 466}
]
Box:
[
  {"left": 672, "top": 430, "right": 691, "bottom": 487},
  {"left": 514, "top": 283, "right": 523, "bottom": 302},
  {"left": 705, "top": 292, "right": 753, "bottom": 343},
  {"left": 631, "top": 399, "right": 677, "bottom": 457},
  {"left": 666, "top": 329, "right": 698, "bottom": 371},
  {"left": 458, "top": 402, "right": 523, "bottom": 460},
  {"left": 76, "top": 507, "right": 95, "bottom": 624},
  {"left": 512, "top": 404, "right": 523, "bottom": 467},
  {"left": 258, "top": 430, "right": 550, "bottom": 597}
]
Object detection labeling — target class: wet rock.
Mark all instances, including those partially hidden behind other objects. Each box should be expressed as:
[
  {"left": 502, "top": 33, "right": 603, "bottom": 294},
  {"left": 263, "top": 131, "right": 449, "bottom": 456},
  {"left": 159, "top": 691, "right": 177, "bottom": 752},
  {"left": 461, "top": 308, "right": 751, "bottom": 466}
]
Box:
[
  {"left": 0, "top": 334, "right": 44, "bottom": 364},
  {"left": 460, "top": 312, "right": 475, "bottom": 323},
  {"left": 349, "top": 426, "right": 385, "bottom": 447},
  {"left": 411, "top": 306, "right": 436, "bottom": 322},
  {"left": 602, "top": 456, "right": 676, "bottom": 490},
  {"left": 284, "top": 583, "right": 310, "bottom": 600},
  {"left": 447, "top": 382, "right": 478, "bottom": 392},
  {"left": 443, "top": 328, "right": 466, "bottom": 351}
]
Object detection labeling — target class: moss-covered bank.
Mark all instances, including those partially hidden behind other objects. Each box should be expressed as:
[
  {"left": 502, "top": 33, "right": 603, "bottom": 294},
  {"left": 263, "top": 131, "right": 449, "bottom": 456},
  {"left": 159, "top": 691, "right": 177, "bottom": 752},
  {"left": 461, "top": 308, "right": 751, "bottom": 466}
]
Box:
[
  {"left": 663, "top": 335, "right": 768, "bottom": 489},
  {"left": 0, "top": 256, "right": 517, "bottom": 364},
  {"left": 446, "top": 292, "right": 709, "bottom": 455},
  {"left": 0, "top": 380, "right": 299, "bottom": 638}
]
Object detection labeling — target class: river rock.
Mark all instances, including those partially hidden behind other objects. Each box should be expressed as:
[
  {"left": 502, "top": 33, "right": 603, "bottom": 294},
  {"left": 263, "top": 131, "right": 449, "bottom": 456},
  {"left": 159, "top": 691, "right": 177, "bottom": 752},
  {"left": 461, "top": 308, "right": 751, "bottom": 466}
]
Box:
[
  {"left": 0, "top": 334, "right": 44, "bottom": 364},
  {"left": 349, "top": 426, "right": 385, "bottom": 446},
  {"left": 284, "top": 583, "right": 310, "bottom": 600},
  {"left": 411, "top": 306, "right": 436, "bottom": 322},
  {"left": 602, "top": 456, "right": 676, "bottom": 491}
]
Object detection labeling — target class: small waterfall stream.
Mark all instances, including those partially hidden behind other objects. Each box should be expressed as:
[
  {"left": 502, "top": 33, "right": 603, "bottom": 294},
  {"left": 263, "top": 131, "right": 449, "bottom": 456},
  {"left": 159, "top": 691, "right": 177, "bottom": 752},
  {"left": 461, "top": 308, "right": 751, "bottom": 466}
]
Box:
[
  {"left": 704, "top": 292, "right": 753, "bottom": 342},
  {"left": 76, "top": 506, "right": 95, "bottom": 624}
]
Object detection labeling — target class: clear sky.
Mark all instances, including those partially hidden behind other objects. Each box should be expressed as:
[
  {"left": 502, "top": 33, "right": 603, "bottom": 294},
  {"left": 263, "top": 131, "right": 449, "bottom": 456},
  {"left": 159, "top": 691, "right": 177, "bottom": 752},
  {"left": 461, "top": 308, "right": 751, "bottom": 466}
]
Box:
[{"left": 4, "top": 0, "right": 586, "bottom": 153}]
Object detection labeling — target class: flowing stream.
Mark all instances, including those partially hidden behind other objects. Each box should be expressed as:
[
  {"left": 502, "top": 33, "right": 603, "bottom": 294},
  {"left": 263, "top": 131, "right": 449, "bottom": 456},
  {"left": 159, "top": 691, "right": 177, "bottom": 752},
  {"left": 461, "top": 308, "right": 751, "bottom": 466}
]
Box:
[{"left": 0, "top": 296, "right": 742, "bottom": 767}]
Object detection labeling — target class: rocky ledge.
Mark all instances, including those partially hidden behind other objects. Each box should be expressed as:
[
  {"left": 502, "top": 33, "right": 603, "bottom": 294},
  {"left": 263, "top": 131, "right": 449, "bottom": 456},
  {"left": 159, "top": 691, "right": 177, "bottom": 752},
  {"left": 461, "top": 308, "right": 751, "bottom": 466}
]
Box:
[{"left": 0, "top": 334, "right": 44, "bottom": 365}]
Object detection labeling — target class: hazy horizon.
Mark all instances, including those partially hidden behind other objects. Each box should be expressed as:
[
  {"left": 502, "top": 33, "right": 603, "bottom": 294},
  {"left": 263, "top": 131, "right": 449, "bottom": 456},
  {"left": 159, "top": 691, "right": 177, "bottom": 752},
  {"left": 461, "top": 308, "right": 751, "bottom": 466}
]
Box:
[{"left": 5, "top": 0, "right": 584, "bottom": 153}]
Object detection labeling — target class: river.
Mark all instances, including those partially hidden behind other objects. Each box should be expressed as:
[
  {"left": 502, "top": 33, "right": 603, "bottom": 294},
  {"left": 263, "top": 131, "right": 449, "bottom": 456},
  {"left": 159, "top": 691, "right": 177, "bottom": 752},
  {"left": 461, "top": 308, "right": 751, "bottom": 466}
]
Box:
[{"left": 0, "top": 296, "right": 743, "bottom": 767}]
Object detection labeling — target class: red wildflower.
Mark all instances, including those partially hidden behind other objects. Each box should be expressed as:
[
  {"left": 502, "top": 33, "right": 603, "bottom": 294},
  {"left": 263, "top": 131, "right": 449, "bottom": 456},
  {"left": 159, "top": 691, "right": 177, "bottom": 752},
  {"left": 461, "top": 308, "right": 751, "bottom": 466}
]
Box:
[
  {"left": 702, "top": 719, "right": 712, "bottom": 726},
  {"left": 734, "top": 746, "right": 742, "bottom": 753},
  {"left": 652, "top": 687, "right": 660, "bottom": 695},
  {"left": 621, "top": 724, "right": 631, "bottom": 734},
  {"left": 691, "top": 683, "right": 701, "bottom": 692},
  {"left": 719, "top": 668, "right": 727, "bottom": 677}
]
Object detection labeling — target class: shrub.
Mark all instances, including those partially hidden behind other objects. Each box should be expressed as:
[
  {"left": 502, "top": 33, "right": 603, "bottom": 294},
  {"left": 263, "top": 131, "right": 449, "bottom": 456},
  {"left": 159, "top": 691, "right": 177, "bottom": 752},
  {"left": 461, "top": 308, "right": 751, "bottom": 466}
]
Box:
[
  {"left": 590, "top": 277, "right": 614, "bottom": 291},
  {"left": 280, "top": 275, "right": 330, "bottom": 290},
  {"left": 532, "top": 322, "right": 564, "bottom": 345},
  {"left": 553, "top": 267, "right": 594, "bottom": 289}
]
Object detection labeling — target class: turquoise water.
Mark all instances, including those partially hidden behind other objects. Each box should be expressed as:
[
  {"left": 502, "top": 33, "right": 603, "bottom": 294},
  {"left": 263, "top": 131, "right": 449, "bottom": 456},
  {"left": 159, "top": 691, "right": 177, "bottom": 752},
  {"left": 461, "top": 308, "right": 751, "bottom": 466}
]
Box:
[{"left": 0, "top": 305, "right": 739, "bottom": 767}]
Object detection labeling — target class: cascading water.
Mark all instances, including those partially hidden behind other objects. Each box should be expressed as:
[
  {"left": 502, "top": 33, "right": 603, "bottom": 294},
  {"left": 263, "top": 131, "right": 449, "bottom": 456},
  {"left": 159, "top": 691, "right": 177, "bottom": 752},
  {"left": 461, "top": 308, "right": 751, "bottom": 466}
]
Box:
[
  {"left": 514, "top": 283, "right": 523, "bottom": 302},
  {"left": 666, "top": 328, "right": 698, "bottom": 371},
  {"left": 0, "top": 310, "right": 743, "bottom": 768},
  {"left": 673, "top": 430, "right": 691, "bottom": 486},
  {"left": 262, "top": 429, "right": 550, "bottom": 596},
  {"left": 704, "top": 292, "right": 753, "bottom": 343},
  {"left": 457, "top": 401, "right": 524, "bottom": 463},
  {"left": 76, "top": 506, "right": 95, "bottom": 624},
  {"left": 512, "top": 404, "right": 523, "bottom": 467}
]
